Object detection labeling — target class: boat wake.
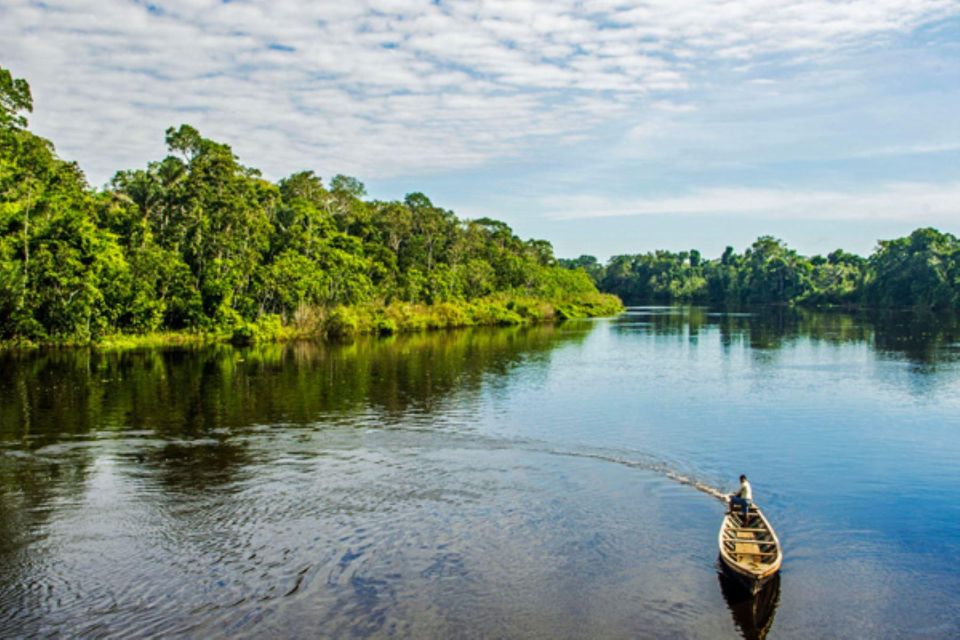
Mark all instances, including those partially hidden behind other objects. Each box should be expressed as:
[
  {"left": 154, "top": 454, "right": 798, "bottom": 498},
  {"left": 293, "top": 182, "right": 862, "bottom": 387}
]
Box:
[
  {"left": 535, "top": 446, "right": 729, "bottom": 502},
  {"left": 382, "top": 426, "right": 732, "bottom": 504},
  {"left": 1, "top": 421, "right": 732, "bottom": 505}
]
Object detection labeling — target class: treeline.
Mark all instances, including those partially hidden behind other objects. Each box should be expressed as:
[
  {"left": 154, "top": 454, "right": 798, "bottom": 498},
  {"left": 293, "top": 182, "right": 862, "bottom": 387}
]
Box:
[
  {"left": 562, "top": 230, "right": 960, "bottom": 309},
  {"left": 0, "top": 68, "right": 620, "bottom": 345}
]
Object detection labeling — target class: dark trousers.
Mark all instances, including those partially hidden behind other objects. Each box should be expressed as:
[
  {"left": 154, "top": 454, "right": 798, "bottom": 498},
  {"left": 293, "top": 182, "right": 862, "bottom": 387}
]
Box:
[{"left": 730, "top": 496, "right": 751, "bottom": 517}]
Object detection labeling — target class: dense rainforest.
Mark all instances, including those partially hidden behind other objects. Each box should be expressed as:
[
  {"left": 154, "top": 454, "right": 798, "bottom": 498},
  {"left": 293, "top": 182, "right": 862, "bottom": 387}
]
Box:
[
  {"left": 0, "top": 68, "right": 620, "bottom": 346},
  {"left": 563, "top": 229, "right": 960, "bottom": 309}
]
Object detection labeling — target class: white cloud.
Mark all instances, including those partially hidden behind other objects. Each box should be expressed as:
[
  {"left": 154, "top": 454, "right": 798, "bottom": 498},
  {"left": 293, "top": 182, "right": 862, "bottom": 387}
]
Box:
[
  {"left": 542, "top": 182, "right": 960, "bottom": 221},
  {"left": 0, "top": 0, "right": 956, "bottom": 185},
  {"left": 846, "top": 142, "right": 960, "bottom": 158}
]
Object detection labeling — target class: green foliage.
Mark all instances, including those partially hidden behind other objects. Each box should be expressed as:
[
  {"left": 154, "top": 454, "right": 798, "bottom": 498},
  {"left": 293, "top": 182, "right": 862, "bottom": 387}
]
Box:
[
  {"left": 0, "top": 79, "right": 129, "bottom": 341},
  {"left": 230, "top": 314, "right": 283, "bottom": 345},
  {"left": 601, "top": 250, "right": 710, "bottom": 303},
  {"left": 572, "top": 229, "right": 960, "bottom": 310},
  {"left": 558, "top": 255, "right": 604, "bottom": 285},
  {"left": 0, "top": 67, "right": 32, "bottom": 130},
  {"left": 866, "top": 228, "right": 959, "bottom": 309},
  {"left": 326, "top": 306, "right": 362, "bottom": 337},
  {"left": 375, "top": 316, "right": 397, "bottom": 336},
  {"left": 0, "top": 67, "right": 623, "bottom": 347}
]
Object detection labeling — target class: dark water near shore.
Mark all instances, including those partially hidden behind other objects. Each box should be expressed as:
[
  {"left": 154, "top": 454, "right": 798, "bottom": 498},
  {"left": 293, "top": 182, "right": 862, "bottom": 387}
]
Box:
[{"left": 2, "top": 307, "right": 960, "bottom": 638}]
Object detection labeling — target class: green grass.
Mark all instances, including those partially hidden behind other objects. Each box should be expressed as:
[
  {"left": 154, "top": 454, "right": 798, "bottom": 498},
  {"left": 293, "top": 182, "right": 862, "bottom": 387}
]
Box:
[
  {"left": 1, "top": 292, "right": 624, "bottom": 351},
  {"left": 95, "top": 331, "right": 222, "bottom": 350},
  {"left": 323, "top": 292, "right": 624, "bottom": 338}
]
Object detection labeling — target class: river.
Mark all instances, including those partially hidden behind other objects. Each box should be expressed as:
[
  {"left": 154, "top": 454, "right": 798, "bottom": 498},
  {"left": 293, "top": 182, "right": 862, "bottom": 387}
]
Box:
[{"left": 2, "top": 307, "right": 959, "bottom": 638}]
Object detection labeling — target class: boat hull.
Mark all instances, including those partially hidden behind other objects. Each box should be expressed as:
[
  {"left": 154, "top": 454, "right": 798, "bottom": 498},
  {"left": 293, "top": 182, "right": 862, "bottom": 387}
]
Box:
[
  {"left": 718, "top": 554, "right": 777, "bottom": 595},
  {"left": 717, "top": 504, "right": 782, "bottom": 596}
]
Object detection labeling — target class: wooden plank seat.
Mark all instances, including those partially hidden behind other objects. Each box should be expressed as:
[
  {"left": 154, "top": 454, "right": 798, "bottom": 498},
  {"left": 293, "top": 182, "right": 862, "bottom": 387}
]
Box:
[{"left": 718, "top": 502, "right": 783, "bottom": 594}]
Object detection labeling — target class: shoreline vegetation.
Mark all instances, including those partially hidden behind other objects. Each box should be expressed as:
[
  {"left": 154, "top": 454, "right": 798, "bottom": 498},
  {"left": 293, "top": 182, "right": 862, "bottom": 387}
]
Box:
[
  {"left": 0, "top": 67, "right": 620, "bottom": 351},
  {"left": 562, "top": 228, "right": 960, "bottom": 310},
  {"left": 3, "top": 294, "right": 623, "bottom": 351}
]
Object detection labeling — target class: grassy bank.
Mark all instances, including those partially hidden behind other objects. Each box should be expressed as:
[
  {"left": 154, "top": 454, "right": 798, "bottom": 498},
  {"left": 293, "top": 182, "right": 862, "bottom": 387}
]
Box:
[
  {"left": 2, "top": 292, "right": 623, "bottom": 351},
  {"left": 321, "top": 291, "right": 623, "bottom": 338}
]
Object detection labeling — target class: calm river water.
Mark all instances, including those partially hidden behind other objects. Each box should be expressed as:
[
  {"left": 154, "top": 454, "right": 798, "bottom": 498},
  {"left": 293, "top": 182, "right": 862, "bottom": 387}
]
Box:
[{"left": 2, "top": 307, "right": 960, "bottom": 639}]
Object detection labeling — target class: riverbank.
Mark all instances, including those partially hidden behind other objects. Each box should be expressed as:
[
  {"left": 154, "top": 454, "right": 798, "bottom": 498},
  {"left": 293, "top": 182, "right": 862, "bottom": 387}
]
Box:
[{"left": 0, "top": 291, "right": 624, "bottom": 351}]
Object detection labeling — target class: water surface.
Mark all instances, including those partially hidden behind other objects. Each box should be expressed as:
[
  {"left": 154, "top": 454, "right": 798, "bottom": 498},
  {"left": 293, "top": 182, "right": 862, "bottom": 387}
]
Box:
[{"left": 2, "top": 308, "right": 959, "bottom": 638}]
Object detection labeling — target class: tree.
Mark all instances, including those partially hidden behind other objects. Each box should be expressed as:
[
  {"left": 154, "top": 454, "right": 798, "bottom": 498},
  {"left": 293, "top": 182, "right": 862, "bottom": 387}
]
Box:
[
  {"left": 741, "top": 236, "right": 812, "bottom": 304},
  {"left": 0, "top": 67, "right": 32, "bottom": 130},
  {"left": 153, "top": 125, "right": 278, "bottom": 325},
  {"left": 558, "top": 255, "right": 604, "bottom": 285},
  {"left": 868, "top": 228, "right": 958, "bottom": 309}
]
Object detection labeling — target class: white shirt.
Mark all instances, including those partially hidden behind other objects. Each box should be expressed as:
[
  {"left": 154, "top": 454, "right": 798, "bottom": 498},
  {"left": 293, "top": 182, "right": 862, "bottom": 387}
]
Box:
[{"left": 738, "top": 480, "right": 752, "bottom": 501}]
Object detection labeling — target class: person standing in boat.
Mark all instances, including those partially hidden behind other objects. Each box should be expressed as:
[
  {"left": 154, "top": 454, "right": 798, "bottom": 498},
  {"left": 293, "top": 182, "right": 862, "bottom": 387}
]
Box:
[{"left": 729, "top": 474, "right": 752, "bottom": 518}]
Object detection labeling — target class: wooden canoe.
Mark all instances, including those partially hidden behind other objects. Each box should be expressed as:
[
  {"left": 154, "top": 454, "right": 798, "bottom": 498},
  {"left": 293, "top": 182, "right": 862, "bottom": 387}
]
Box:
[{"left": 718, "top": 503, "right": 782, "bottom": 594}]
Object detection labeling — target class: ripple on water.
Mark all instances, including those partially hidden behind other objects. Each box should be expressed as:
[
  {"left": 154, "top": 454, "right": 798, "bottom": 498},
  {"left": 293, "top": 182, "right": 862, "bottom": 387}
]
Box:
[{"left": 3, "top": 316, "right": 960, "bottom": 638}]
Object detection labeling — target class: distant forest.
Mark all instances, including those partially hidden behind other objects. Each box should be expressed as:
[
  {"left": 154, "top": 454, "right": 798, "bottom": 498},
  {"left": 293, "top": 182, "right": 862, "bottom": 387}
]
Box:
[
  {"left": 0, "top": 67, "right": 619, "bottom": 345},
  {"left": 561, "top": 228, "right": 960, "bottom": 309}
]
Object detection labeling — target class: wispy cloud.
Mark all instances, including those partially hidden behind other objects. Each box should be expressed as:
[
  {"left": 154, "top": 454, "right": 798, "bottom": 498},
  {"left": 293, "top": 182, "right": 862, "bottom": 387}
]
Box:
[
  {"left": 543, "top": 182, "right": 960, "bottom": 221},
  {"left": 846, "top": 142, "right": 960, "bottom": 158},
  {"left": 1, "top": 0, "right": 957, "bottom": 186}
]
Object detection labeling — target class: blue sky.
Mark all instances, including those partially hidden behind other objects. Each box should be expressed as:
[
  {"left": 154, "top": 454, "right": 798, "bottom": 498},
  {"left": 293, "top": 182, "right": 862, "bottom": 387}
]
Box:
[{"left": 2, "top": 0, "right": 958, "bottom": 259}]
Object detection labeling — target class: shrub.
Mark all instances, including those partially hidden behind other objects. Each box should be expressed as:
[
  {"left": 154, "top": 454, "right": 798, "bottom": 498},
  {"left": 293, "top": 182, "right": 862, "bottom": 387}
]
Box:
[
  {"left": 230, "top": 322, "right": 257, "bottom": 346},
  {"left": 326, "top": 306, "right": 360, "bottom": 337},
  {"left": 376, "top": 316, "right": 397, "bottom": 335}
]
